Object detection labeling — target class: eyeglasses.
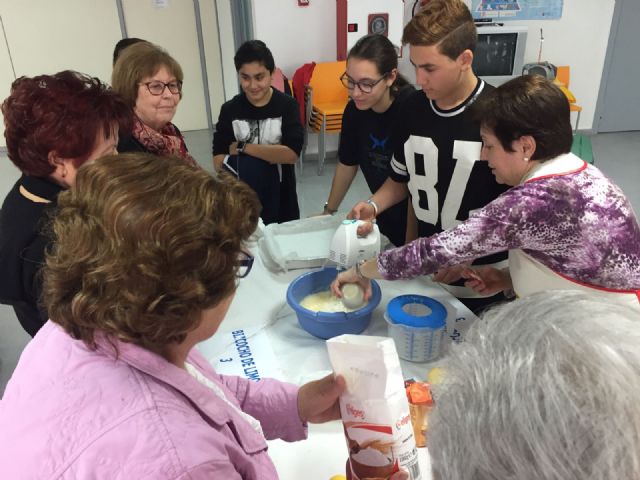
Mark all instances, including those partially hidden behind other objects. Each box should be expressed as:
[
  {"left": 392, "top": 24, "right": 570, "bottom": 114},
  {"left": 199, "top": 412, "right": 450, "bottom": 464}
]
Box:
[
  {"left": 139, "top": 80, "right": 183, "bottom": 96},
  {"left": 340, "top": 72, "right": 388, "bottom": 93},
  {"left": 237, "top": 251, "right": 254, "bottom": 279}
]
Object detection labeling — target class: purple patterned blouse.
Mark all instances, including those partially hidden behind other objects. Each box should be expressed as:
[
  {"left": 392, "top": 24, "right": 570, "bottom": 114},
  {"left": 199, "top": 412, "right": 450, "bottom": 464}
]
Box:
[{"left": 378, "top": 155, "right": 640, "bottom": 293}]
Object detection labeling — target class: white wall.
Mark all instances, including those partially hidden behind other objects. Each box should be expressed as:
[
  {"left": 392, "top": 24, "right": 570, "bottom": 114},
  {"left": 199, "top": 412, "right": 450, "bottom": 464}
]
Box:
[
  {"left": 251, "top": 0, "right": 337, "bottom": 79},
  {"left": 0, "top": 0, "right": 122, "bottom": 148},
  {"left": 0, "top": 0, "right": 227, "bottom": 149},
  {"left": 252, "top": 0, "right": 614, "bottom": 135},
  {"left": 506, "top": 0, "right": 615, "bottom": 131},
  {"left": 401, "top": 0, "right": 614, "bottom": 131},
  {"left": 0, "top": 0, "right": 612, "bottom": 152}
]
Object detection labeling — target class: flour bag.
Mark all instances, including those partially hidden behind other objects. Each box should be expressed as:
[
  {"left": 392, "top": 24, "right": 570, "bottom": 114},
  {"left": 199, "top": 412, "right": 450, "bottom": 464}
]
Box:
[{"left": 327, "top": 335, "right": 421, "bottom": 480}]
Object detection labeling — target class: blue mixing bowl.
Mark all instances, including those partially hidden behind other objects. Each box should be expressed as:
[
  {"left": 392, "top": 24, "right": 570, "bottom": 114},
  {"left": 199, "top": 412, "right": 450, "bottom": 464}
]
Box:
[{"left": 286, "top": 267, "right": 381, "bottom": 339}]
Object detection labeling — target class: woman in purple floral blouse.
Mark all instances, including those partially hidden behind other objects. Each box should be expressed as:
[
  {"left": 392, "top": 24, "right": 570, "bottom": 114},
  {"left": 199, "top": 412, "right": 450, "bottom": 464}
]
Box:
[{"left": 333, "top": 75, "right": 640, "bottom": 310}]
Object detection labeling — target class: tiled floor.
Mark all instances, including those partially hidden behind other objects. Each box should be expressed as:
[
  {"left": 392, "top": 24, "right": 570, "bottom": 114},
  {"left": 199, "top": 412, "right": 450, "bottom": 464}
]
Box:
[{"left": 0, "top": 130, "right": 638, "bottom": 395}]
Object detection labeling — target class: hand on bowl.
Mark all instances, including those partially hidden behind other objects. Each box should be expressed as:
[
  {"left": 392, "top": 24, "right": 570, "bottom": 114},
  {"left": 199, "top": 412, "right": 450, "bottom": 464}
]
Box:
[
  {"left": 340, "top": 284, "right": 365, "bottom": 309},
  {"left": 331, "top": 267, "right": 372, "bottom": 302}
]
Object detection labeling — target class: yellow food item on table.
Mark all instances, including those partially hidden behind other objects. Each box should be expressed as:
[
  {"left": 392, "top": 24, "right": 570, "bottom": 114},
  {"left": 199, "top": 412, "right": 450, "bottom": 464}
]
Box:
[
  {"left": 300, "top": 290, "right": 361, "bottom": 313},
  {"left": 427, "top": 367, "right": 445, "bottom": 385}
]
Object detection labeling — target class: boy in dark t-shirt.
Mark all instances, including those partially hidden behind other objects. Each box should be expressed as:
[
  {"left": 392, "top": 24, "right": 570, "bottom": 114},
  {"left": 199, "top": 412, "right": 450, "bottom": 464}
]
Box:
[
  {"left": 213, "top": 40, "right": 303, "bottom": 225},
  {"left": 347, "top": 0, "right": 508, "bottom": 312}
]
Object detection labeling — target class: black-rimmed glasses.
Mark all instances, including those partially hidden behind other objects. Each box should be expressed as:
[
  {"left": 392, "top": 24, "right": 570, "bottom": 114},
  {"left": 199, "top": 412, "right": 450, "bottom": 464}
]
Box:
[
  {"left": 139, "top": 80, "right": 183, "bottom": 96},
  {"left": 237, "top": 251, "right": 254, "bottom": 279},
  {"left": 340, "top": 72, "right": 388, "bottom": 93}
]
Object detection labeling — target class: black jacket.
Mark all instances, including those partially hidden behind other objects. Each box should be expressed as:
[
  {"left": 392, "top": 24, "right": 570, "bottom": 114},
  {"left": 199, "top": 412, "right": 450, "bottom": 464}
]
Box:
[{"left": 0, "top": 175, "right": 63, "bottom": 336}]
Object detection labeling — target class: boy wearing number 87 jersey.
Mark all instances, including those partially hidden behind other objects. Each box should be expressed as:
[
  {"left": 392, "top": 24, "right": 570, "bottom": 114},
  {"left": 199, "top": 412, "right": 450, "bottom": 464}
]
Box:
[{"left": 348, "top": 0, "right": 508, "bottom": 312}]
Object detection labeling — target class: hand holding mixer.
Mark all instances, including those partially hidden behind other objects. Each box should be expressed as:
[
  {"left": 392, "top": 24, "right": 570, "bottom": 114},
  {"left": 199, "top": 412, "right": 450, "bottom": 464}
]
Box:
[{"left": 328, "top": 219, "right": 381, "bottom": 268}]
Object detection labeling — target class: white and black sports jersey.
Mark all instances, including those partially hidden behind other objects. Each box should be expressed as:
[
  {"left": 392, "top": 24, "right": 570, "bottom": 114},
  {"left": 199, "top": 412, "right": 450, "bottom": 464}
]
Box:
[
  {"left": 213, "top": 88, "right": 303, "bottom": 156},
  {"left": 389, "top": 79, "right": 508, "bottom": 268}
]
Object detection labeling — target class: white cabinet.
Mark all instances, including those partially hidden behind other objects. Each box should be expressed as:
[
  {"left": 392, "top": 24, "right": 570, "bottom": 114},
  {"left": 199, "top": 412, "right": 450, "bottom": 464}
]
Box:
[
  {"left": 0, "top": 0, "right": 122, "bottom": 148},
  {"left": 0, "top": 0, "right": 226, "bottom": 149}
]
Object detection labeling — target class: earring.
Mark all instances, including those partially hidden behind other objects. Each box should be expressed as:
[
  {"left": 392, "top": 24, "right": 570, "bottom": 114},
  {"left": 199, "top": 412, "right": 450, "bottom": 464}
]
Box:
[{"left": 523, "top": 157, "right": 529, "bottom": 162}]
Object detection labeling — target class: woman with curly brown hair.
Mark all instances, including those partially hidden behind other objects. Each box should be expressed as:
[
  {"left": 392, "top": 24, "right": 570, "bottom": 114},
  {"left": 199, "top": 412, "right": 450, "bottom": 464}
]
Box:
[
  {"left": 0, "top": 70, "right": 131, "bottom": 336},
  {"left": 0, "top": 153, "right": 345, "bottom": 479}
]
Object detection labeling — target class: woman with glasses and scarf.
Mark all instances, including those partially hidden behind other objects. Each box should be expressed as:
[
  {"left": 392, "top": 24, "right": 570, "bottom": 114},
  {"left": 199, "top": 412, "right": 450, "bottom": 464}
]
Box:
[
  {"left": 0, "top": 153, "right": 346, "bottom": 479},
  {"left": 112, "top": 42, "right": 198, "bottom": 167},
  {"left": 322, "top": 34, "right": 414, "bottom": 247}
]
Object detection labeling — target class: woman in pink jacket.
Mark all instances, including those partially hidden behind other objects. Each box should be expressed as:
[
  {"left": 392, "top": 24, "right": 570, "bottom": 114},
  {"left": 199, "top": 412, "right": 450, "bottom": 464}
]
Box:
[{"left": 0, "top": 153, "right": 345, "bottom": 479}]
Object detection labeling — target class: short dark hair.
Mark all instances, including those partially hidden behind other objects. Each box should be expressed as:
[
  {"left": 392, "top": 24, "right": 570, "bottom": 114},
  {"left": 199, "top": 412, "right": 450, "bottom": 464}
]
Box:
[
  {"left": 402, "top": 0, "right": 477, "bottom": 60},
  {"left": 348, "top": 34, "right": 410, "bottom": 97},
  {"left": 1, "top": 71, "right": 131, "bottom": 177},
  {"left": 471, "top": 75, "right": 573, "bottom": 162},
  {"left": 233, "top": 40, "right": 275, "bottom": 73},
  {"left": 113, "top": 37, "right": 148, "bottom": 66}
]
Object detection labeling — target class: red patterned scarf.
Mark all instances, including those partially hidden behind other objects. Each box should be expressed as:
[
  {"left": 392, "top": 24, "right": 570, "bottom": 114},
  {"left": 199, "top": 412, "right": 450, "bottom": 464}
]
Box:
[{"left": 131, "top": 116, "right": 198, "bottom": 167}]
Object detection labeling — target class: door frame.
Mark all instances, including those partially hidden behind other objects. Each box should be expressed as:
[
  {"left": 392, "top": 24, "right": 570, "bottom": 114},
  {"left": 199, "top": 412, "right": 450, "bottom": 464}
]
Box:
[
  {"left": 230, "top": 0, "right": 254, "bottom": 51},
  {"left": 593, "top": 0, "right": 623, "bottom": 134}
]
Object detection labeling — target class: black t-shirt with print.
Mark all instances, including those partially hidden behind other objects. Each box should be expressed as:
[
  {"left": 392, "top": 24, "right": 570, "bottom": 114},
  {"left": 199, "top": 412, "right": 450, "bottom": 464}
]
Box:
[
  {"left": 389, "top": 79, "right": 508, "bottom": 311},
  {"left": 338, "top": 85, "right": 414, "bottom": 246},
  {"left": 212, "top": 88, "right": 303, "bottom": 224},
  {"left": 389, "top": 79, "right": 508, "bottom": 262}
]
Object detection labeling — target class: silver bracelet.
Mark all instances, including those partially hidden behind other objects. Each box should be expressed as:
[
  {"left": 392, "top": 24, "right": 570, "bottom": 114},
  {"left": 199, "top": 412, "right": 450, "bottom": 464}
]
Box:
[
  {"left": 323, "top": 202, "right": 337, "bottom": 215},
  {"left": 354, "top": 259, "right": 367, "bottom": 280},
  {"left": 366, "top": 199, "right": 379, "bottom": 217}
]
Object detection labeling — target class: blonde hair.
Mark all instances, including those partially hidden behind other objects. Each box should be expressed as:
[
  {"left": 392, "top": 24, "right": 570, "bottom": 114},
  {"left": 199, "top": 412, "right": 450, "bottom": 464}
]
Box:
[
  {"left": 402, "top": 0, "right": 477, "bottom": 59},
  {"left": 43, "top": 153, "right": 259, "bottom": 351},
  {"left": 111, "top": 42, "right": 184, "bottom": 108}
]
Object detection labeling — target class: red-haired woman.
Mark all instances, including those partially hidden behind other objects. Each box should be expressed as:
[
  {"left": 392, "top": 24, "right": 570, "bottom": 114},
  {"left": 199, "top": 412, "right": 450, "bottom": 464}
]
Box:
[{"left": 0, "top": 70, "right": 131, "bottom": 336}]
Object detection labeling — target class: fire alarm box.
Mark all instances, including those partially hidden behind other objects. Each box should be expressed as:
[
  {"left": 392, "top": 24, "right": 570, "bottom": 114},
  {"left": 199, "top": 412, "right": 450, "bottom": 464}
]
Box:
[{"left": 337, "top": 0, "right": 404, "bottom": 60}]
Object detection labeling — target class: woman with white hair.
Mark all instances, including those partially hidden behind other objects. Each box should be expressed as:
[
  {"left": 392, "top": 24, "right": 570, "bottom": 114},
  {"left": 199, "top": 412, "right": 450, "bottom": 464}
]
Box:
[{"left": 428, "top": 290, "right": 640, "bottom": 480}]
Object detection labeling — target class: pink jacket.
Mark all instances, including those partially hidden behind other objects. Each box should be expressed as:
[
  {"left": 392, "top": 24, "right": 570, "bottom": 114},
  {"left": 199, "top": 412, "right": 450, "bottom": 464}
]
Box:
[{"left": 0, "top": 321, "right": 307, "bottom": 479}]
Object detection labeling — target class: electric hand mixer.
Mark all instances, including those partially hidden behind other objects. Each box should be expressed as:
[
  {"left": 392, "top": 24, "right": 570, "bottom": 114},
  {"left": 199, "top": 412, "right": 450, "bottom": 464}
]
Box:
[
  {"left": 328, "top": 220, "right": 381, "bottom": 308},
  {"left": 328, "top": 219, "right": 381, "bottom": 268}
]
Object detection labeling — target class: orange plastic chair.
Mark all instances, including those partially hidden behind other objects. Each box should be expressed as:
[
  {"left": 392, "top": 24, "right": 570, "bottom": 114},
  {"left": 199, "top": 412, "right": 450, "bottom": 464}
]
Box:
[
  {"left": 554, "top": 66, "right": 582, "bottom": 132},
  {"left": 303, "top": 61, "right": 348, "bottom": 174}
]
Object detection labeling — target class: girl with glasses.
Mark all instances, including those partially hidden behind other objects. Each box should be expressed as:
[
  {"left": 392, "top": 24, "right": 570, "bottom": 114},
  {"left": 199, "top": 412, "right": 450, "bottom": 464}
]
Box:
[
  {"left": 322, "top": 34, "right": 414, "bottom": 247},
  {"left": 112, "top": 42, "right": 198, "bottom": 167}
]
